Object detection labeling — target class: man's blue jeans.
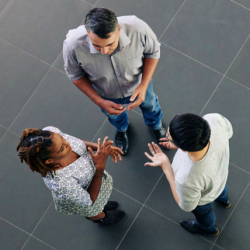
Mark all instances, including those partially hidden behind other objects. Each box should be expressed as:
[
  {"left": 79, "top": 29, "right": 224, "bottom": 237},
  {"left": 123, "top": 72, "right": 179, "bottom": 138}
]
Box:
[
  {"left": 100, "top": 80, "right": 163, "bottom": 132},
  {"left": 192, "top": 184, "right": 229, "bottom": 232}
]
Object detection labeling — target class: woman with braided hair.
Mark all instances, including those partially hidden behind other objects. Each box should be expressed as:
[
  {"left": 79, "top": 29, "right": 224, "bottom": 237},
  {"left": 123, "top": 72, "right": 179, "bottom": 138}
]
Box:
[{"left": 17, "top": 126, "right": 125, "bottom": 224}]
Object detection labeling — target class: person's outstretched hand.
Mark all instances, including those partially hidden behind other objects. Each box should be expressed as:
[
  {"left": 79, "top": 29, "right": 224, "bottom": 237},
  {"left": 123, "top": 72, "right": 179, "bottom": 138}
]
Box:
[
  {"left": 109, "top": 145, "right": 124, "bottom": 163},
  {"left": 144, "top": 142, "right": 170, "bottom": 168},
  {"left": 159, "top": 138, "right": 178, "bottom": 150}
]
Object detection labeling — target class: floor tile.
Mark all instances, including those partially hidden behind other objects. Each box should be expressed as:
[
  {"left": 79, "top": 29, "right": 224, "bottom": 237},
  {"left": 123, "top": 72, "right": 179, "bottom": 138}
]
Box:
[
  {"left": 97, "top": 0, "right": 184, "bottom": 37},
  {"left": 0, "top": 125, "right": 7, "bottom": 141},
  {"left": 93, "top": 111, "right": 176, "bottom": 203},
  {"left": 161, "top": 0, "right": 250, "bottom": 73},
  {"left": 33, "top": 189, "right": 142, "bottom": 250},
  {"left": 0, "top": 39, "right": 50, "bottom": 128},
  {"left": 151, "top": 43, "right": 222, "bottom": 122},
  {"left": 232, "top": 0, "right": 250, "bottom": 9},
  {"left": 215, "top": 181, "right": 250, "bottom": 250},
  {"left": 0, "top": 0, "right": 91, "bottom": 64},
  {"left": 0, "top": 219, "right": 29, "bottom": 250},
  {"left": 201, "top": 77, "right": 250, "bottom": 172},
  {"left": 211, "top": 245, "right": 225, "bottom": 250},
  {"left": 83, "top": 0, "right": 97, "bottom": 5},
  {"left": 146, "top": 164, "right": 250, "bottom": 243},
  {"left": 10, "top": 68, "right": 107, "bottom": 142},
  {"left": 53, "top": 52, "right": 65, "bottom": 73},
  {"left": 226, "top": 36, "right": 250, "bottom": 89},
  {"left": 0, "top": 0, "right": 9, "bottom": 13},
  {"left": 0, "top": 131, "right": 52, "bottom": 233},
  {"left": 22, "top": 237, "right": 56, "bottom": 250},
  {"left": 118, "top": 206, "right": 213, "bottom": 250}
]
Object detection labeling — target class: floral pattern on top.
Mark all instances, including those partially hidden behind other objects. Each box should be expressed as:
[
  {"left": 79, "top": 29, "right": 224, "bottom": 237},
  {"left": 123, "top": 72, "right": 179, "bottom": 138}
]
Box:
[{"left": 42, "top": 126, "right": 113, "bottom": 217}]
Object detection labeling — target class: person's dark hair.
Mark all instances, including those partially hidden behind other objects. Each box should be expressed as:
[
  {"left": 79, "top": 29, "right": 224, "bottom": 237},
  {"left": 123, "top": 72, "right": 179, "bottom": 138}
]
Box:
[
  {"left": 17, "top": 129, "right": 60, "bottom": 178},
  {"left": 84, "top": 8, "right": 118, "bottom": 39},
  {"left": 169, "top": 114, "right": 211, "bottom": 152}
]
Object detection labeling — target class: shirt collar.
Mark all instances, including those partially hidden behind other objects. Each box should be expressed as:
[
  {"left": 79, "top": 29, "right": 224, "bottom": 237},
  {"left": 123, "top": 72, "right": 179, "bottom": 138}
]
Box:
[
  {"left": 118, "top": 27, "right": 131, "bottom": 49},
  {"left": 87, "top": 26, "right": 131, "bottom": 54}
]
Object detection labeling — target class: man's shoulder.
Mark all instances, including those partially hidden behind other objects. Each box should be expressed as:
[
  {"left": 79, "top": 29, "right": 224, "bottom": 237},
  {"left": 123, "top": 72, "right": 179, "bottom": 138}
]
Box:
[
  {"left": 118, "top": 15, "right": 148, "bottom": 33},
  {"left": 203, "top": 113, "right": 230, "bottom": 133},
  {"left": 64, "top": 25, "right": 89, "bottom": 51}
]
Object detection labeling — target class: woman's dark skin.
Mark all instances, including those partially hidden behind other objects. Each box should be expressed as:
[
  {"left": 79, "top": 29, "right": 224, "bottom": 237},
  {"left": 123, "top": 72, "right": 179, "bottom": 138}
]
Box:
[{"left": 44, "top": 133, "right": 123, "bottom": 221}]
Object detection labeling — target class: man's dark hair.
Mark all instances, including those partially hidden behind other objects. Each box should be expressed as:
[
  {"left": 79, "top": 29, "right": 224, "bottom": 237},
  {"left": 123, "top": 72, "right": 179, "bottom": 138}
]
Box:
[
  {"left": 84, "top": 8, "right": 118, "bottom": 39},
  {"left": 169, "top": 114, "right": 211, "bottom": 152}
]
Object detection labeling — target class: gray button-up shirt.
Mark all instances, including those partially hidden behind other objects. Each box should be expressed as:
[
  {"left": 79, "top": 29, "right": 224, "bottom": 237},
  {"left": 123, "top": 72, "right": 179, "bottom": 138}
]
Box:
[{"left": 63, "top": 15, "right": 161, "bottom": 98}]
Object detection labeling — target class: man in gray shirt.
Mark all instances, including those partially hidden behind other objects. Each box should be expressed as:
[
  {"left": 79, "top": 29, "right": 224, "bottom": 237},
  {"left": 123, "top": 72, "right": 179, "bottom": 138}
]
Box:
[
  {"left": 63, "top": 8, "right": 166, "bottom": 155},
  {"left": 145, "top": 113, "right": 233, "bottom": 235}
]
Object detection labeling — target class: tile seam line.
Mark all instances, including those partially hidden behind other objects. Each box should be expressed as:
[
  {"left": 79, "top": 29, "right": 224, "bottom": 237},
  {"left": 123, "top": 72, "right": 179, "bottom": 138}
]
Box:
[
  {"left": 93, "top": 0, "right": 99, "bottom": 7},
  {"left": 21, "top": 201, "right": 54, "bottom": 250},
  {"left": 115, "top": 173, "right": 164, "bottom": 250},
  {"left": 199, "top": 33, "right": 250, "bottom": 115},
  {"left": 30, "top": 235, "right": 58, "bottom": 250},
  {"left": 5, "top": 68, "right": 51, "bottom": 132},
  {"left": 0, "top": 0, "right": 12, "bottom": 17},
  {"left": 0, "top": 216, "right": 31, "bottom": 235},
  {"left": 0, "top": 216, "right": 58, "bottom": 250},
  {"left": 160, "top": 41, "right": 250, "bottom": 92},
  {"left": 225, "top": 75, "right": 250, "bottom": 91},
  {"left": 0, "top": 37, "right": 52, "bottom": 67},
  {"left": 112, "top": 181, "right": 223, "bottom": 248},
  {"left": 0, "top": 124, "right": 8, "bottom": 130},
  {"left": 112, "top": 187, "right": 144, "bottom": 205},
  {"left": 144, "top": 205, "right": 225, "bottom": 250},
  {"left": 231, "top": 0, "right": 250, "bottom": 11},
  {"left": 80, "top": 0, "right": 94, "bottom": 7},
  {"left": 159, "top": 41, "right": 224, "bottom": 76},
  {"left": 5, "top": 39, "right": 68, "bottom": 133},
  {"left": 159, "top": 0, "right": 186, "bottom": 40},
  {"left": 210, "top": 181, "right": 250, "bottom": 250},
  {"left": 90, "top": 118, "right": 107, "bottom": 142},
  {"left": 7, "top": 129, "right": 21, "bottom": 137},
  {"left": 230, "top": 162, "right": 250, "bottom": 174}
]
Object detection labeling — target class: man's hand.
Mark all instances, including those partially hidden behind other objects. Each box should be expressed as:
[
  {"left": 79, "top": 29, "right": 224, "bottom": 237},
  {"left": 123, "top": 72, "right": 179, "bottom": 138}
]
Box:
[
  {"left": 128, "top": 85, "right": 147, "bottom": 110},
  {"left": 144, "top": 142, "right": 170, "bottom": 168},
  {"left": 109, "top": 146, "right": 124, "bottom": 163},
  {"left": 101, "top": 100, "right": 126, "bottom": 115},
  {"left": 159, "top": 138, "right": 178, "bottom": 150}
]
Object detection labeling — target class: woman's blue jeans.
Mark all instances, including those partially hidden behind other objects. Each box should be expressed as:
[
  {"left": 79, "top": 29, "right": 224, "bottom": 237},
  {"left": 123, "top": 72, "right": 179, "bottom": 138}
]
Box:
[
  {"left": 192, "top": 184, "right": 229, "bottom": 232},
  {"left": 100, "top": 80, "right": 163, "bottom": 132}
]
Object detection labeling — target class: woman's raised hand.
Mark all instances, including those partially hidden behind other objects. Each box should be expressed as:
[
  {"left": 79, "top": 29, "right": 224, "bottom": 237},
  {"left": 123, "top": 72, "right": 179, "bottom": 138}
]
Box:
[{"left": 88, "top": 137, "right": 112, "bottom": 170}]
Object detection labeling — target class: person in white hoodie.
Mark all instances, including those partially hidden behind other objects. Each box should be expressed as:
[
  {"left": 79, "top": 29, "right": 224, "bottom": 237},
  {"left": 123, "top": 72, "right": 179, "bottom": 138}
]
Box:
[{"left": 145, "top": 113, "right": 233, "bottom": 235}]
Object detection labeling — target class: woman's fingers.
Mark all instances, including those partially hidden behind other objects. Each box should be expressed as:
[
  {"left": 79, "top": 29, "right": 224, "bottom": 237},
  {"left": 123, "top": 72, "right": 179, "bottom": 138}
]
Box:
[
  {"left": 97, "top": 138, "right": 101, "bottom": 150},
  {"left": 116, "top": 147, "right": 124, "bottom": 154},
  {"left": 106, "top": 144, "right": 112, "bottom": 154},
  {"left": 88, "top": 147, "right": 95, "bottom": 158},
  {"left": 118, "top": 153, "right": 122, "bottom": 161},
  {"left": 103, "top": 136, "right": 108, "bottom": 147},
  {"left": 106, "top": 141, "right": 113, "bottom": 146}
]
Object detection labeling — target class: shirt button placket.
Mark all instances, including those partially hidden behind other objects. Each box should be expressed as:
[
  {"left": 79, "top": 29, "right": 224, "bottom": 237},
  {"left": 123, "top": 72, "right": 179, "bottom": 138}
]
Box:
[{"left": 111, "top": 55, "right": 124, "bottom": 98}]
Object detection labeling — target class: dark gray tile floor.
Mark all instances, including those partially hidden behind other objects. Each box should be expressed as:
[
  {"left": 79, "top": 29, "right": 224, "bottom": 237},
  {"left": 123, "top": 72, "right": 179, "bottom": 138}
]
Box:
[{"left": 1, "top": 0, "right": 250, "bottom": 249}]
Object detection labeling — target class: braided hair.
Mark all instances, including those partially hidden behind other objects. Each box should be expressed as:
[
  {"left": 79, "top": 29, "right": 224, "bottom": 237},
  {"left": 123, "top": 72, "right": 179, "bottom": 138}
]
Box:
[{"left": 17, "top": 129, "right": 60, "bottom": 178}]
